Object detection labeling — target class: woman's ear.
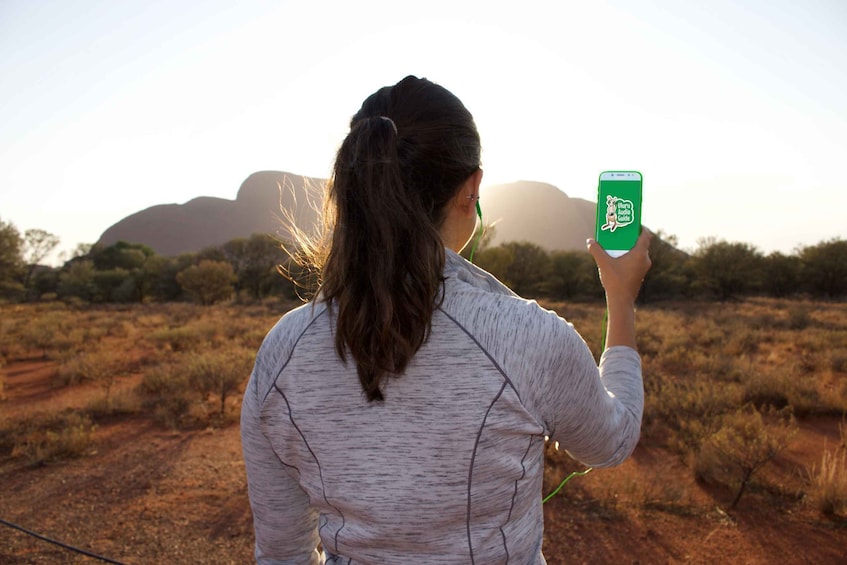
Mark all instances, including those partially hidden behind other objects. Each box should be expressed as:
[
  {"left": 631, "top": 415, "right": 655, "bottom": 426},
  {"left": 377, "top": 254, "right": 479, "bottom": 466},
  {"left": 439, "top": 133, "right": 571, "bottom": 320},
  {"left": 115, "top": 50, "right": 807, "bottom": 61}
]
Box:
[
  {"left": 456, "top": 169, "right": 484, "bottom": 218},
  {"left": 471, "top": 168, "right": 483, "bottom": 195}
]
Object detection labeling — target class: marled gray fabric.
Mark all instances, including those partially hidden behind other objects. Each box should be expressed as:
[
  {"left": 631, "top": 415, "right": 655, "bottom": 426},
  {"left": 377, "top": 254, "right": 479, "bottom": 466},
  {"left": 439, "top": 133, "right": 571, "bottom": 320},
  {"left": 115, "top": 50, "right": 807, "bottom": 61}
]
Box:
[{"left": 241, "top": 249, "right": 643, "bottom": 564}]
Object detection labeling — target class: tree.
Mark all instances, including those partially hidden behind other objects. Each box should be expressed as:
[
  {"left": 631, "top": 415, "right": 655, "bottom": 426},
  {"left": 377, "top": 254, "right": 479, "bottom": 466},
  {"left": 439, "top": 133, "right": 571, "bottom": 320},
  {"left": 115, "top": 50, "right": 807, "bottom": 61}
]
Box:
[
  {"left": 506, "top": 242, "right": 553, "bottom": 298},
  {"left": 640, "top": 231, "right": 690, "bottom": 302},
  {"left": 93, "top": 268, "right": 131, "bottom": 302},
  {"left": 176, "top": 260, "right": 236, "bottom": 305},
  {"left": 475, "top": 245, "right": 515, "bottom": 282},
  {"left": 89, "top": 241, "right": 154, "bottom": 271},
  {"left": 478, "top": 241, "right": 552, "bottom": 298},
  {"left": 0, "top": 217, "right": 23, "bottom": 284},
  {"left": 217, "top": 234, "right": 288, "bottom": 300},
  {"left": 80, "top": 241, "right": 163, "bottom": 303},
  {"left": 799, "top": 238, "right": 847, "bottom": 298},
  {"left": 690, "top": 238, "right": 763, "bottom": 300},
  {"left": 148, "top": 254, "right": 197, "bottom": 302},
  {"left": 22, "top": 229, "right": 60, "bottom": 288},
  {"left": 60, "top": 243, "right": 93, "bottom": 263},
  {"left": 29, "top": 266, "right": 60, "bottom": 298},
  {"left": 761, "top": 251, "right": 801, "bottom": 298},
  {"left": 547, "top": 250, "right": 601, "bottom": 300},
  {"left": 57, "top": 260, "right": 98, "bottom": 302},
  {"left": 134, "top": 254, "right": 169, "bottom": 303}
]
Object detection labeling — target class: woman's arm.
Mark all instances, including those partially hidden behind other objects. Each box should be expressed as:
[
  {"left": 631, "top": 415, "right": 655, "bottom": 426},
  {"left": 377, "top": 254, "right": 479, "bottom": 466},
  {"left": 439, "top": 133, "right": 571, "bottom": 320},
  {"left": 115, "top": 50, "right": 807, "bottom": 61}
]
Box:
[
  {"left": 587, "top": 229, "right": 653, "bottom": 349},
  {"left": 539, "top": 231, "right": 652, "bottom": 467}
]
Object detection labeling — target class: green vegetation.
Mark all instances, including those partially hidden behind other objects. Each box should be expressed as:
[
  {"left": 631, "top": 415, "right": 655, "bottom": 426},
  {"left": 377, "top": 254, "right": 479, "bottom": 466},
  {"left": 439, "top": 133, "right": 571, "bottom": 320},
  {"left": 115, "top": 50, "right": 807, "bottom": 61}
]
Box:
[
  {"left": 176, "top": 260, "right": 237, "bottom": 305},
  {"left": 2, "top": 214, "right": 846, "bottom": 305},
  {"left": 467, "top": 232, "right": 847, "bottom": 302}
]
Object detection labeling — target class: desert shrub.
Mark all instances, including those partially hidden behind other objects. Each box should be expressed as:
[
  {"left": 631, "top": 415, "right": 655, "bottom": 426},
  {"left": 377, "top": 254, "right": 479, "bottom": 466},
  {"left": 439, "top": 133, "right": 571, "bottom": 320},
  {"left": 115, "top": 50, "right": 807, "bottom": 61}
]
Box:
[
  {"left": 830, "top": 349, "right": 847, "bottom": 374},
  {"left": 797, "top": 350, "right": 825, "bottom": 375},
  {"left": 808, "top": 446, "right": 847, "bottom": 517},
  {"left": 58, "top": 325, "right": 90, "bottom": 349},
  {"left": 654, "top": 337, "right": 696, "bottom": 375},
  {"left": 723, "top": 324, "right": 761, "bottom": 357},
  {"left": 57, "top": 348, "right": 133, "bottom": 406},
  {"left": 689, "top": 317, "right": 725, "bottom": 349},
  {"left": 136, "top": 312, "right": 169, "bottom": 328},
  {"left": 644, "top": 375, "right": 740, "bottom": 452},
  {"left": 694, "top": 406, "right": 797, "bottom": 509},
  {"left": 742, "top": 365, "right": 827, "bottom": 416},
  {"left": 793, "top": 328, "right": 831, "bottom": 356},
  {"left": 9, "top": 411, "right": 95, "bottom": 465},
  {"left": 1, "top": 319, "right": 34, "bottom": 361},
  {"left": 240, "top": 327, "right": 270, "bottom": 350},
  {"left": 742, "top": 371, "right": 791, "bottom": 410},
  {"left": 613, "top": 470, "right": 697, "bottom": 515},
  {"left": 785, "top": 305, "right": 812, "bottom": 330},
  {"left": 165, "top": 306, "right": 274, "bottom": 349},
  {"left": 19, "top": 315, "right": 60, "bottom": 358},
  {"left": 86, "top": 389, "right": 141, "bottom": 419},
  {"left": 647, "top": 315, "right": 744, "bottom": 380},
  {"left": 138, "top": 362, "right": 192, "bottom": 428},
  {"left": 108, "top": 319, "right": 138, "bottom": 340},
  {"left": 149, "top": 325, "right": 209, "bottom": 352},
  {"left": 696, "top": 351, "right": 739, "bottom": 381},
  {"left": 189, "top": 318, "right": 227, "bottom": 344},
  {"left": 0, "top": 316, "right": 15, "bottom": 358},
  {"left": 184, "top": 347, "right": 254, "bottom": 421},
  {"left": 635, "top": 326, "right": 662, "bottom": 358},
  {"left": 13, "top": 307, "right": 87, "bottom": 358}
]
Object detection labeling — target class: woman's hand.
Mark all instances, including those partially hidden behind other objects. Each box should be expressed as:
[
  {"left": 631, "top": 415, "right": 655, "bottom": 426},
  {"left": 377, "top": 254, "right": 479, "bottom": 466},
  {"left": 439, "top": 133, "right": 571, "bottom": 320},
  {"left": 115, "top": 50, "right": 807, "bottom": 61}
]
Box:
[
  {"left": 586, "top": 229, "right": 653, "bottom": 305},
  {"left": 586, "top": 229, "right": 653, "bottom": 350}
]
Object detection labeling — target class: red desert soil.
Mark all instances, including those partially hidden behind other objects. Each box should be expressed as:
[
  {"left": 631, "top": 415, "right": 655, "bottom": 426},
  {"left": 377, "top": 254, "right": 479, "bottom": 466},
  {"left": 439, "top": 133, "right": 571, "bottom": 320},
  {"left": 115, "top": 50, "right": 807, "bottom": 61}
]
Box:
[{"left": 1, "top": 359, "right": 845, "bottom": 564}]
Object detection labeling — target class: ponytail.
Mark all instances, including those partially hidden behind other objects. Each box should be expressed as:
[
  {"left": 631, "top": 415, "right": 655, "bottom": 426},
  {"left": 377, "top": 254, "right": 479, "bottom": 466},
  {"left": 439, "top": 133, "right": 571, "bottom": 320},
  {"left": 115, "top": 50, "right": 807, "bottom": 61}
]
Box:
[{"left": 305, "top": 76, "right": 481, "bottom": 401}]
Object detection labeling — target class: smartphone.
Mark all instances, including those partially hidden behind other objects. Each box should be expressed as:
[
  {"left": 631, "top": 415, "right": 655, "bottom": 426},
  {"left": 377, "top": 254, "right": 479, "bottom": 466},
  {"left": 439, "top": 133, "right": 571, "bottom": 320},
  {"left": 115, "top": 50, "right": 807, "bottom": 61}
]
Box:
[{"left": 595, "top": 171, "right": 642, "bottom": 257}]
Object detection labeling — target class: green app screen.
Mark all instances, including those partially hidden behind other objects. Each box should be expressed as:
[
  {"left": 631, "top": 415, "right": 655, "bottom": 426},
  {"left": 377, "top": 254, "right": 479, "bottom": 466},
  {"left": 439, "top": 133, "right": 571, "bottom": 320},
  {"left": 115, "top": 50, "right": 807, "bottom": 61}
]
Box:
[{"left": 595, "top": 176, "right": 642, "bottom": 254}]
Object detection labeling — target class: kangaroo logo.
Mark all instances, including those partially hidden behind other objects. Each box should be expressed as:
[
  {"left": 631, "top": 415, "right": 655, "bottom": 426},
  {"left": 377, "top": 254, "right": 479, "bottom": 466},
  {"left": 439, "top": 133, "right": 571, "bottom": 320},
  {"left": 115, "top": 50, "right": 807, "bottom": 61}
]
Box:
[{"left": 600, "top": 195, "right": 635, "bottom": 233}]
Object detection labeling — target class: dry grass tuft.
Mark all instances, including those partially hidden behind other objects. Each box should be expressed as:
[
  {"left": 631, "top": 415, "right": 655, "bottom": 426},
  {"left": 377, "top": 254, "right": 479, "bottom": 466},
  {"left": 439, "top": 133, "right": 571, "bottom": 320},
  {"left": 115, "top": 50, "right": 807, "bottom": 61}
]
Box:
[
  {"left": 808, "top": 447, "right": 847, "bottom": 517},
  {"left": 5, "top": 411, "right": 96, "bottom": 465}
]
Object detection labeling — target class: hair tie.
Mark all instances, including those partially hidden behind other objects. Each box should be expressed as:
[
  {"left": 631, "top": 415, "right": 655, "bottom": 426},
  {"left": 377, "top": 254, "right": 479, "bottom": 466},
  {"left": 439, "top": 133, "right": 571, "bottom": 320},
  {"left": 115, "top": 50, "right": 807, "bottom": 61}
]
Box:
[{"left": 380, "top": 116, "right": 398, "bottom": 134}]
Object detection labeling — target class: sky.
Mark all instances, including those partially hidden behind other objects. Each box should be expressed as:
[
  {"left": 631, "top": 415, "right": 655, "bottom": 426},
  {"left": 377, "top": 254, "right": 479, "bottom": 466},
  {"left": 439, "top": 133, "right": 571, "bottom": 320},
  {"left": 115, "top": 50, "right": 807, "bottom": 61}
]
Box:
[{"left": 1, "top": 0, "right": 846, "bottom": 263}]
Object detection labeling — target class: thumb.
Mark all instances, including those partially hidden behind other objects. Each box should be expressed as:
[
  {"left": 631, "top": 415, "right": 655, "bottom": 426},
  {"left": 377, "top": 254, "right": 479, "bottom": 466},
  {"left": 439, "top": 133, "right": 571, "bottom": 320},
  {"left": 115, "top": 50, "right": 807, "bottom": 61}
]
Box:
[{"left": 586, "top": 238, "right": 610, "bottom": 266}]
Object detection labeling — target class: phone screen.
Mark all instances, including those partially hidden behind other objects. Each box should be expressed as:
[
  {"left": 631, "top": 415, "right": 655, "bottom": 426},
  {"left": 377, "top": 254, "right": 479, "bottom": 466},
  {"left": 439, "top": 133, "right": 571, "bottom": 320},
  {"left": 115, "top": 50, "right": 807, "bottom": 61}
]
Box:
[{"left": 595, "top": 171, "right": 642, "bottom": 257}]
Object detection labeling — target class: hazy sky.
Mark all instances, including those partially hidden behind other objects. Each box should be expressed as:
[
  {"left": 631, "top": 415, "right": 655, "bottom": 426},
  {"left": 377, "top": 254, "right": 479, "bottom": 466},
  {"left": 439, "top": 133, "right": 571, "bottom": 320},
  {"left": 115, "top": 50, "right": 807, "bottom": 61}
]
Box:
[{"left": 2, "top": 0, "right": 845, "bottom": 262}]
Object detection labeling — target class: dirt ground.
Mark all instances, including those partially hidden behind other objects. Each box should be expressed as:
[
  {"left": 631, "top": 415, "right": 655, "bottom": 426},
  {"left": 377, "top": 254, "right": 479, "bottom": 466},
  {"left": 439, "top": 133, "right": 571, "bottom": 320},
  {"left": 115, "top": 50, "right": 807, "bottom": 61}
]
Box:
[{"left": 1, "top": 358, "right": 845, "bottom": 564}]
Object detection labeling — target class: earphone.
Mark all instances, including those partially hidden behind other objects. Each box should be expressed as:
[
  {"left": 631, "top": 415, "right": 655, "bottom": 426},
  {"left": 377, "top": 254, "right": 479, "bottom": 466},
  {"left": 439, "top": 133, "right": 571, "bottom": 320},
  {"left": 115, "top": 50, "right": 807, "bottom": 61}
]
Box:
[{"left": 468, "top": 196, "right": 484, "bottom": 263}]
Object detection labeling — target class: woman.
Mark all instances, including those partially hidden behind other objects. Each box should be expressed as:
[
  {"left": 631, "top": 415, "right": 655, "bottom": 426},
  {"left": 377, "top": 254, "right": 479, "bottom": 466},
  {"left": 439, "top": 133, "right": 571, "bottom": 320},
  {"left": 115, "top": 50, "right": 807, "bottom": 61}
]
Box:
[{"left": 241, "top": 75, "right": 652, "bottom": 564}]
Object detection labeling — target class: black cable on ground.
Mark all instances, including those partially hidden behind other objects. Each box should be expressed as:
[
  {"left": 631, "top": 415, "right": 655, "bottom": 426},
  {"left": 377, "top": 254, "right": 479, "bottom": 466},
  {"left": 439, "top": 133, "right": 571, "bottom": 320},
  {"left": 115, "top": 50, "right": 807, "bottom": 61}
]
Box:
[{"left": 0, "top": 518, "right": 127, "bottom": 564}]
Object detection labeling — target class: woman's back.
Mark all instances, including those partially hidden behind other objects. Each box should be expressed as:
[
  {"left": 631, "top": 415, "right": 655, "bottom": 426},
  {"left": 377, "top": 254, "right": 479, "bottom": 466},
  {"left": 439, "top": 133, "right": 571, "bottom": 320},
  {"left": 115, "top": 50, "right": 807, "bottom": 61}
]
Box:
[{"left": 242, "top": 250, "right": 643, "bottom": 564}]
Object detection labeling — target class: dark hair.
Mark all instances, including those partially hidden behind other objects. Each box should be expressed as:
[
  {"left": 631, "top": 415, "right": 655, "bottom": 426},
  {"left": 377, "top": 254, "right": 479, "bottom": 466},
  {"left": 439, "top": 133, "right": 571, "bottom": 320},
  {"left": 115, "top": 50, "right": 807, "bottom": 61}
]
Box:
[{"left": 313, "top": 76, "right": 481, "bottom": 401}]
